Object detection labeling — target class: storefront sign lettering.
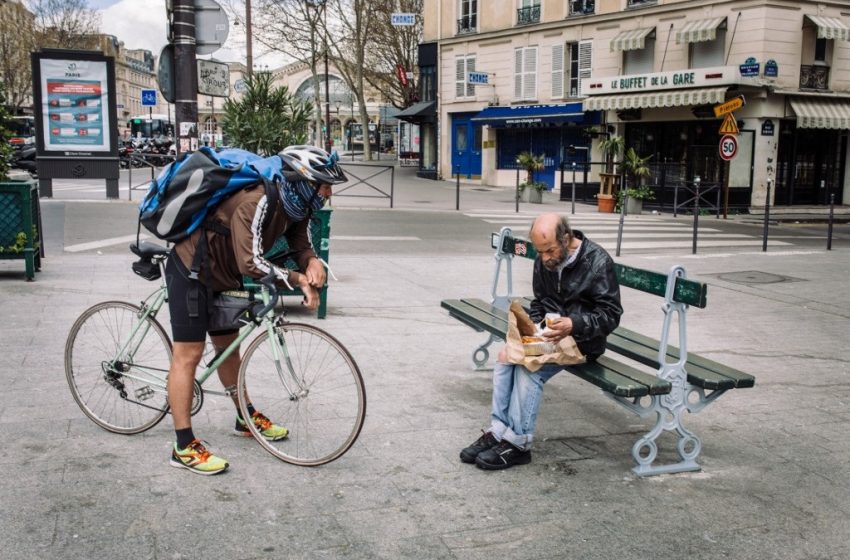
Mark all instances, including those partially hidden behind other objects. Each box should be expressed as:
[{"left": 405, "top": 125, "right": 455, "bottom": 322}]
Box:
[
  {"left": 761, "top": 119, "right": 775, "bottom": 136},
  {"left": 584, "top": 65, "right": 746, "bottom": 96}
]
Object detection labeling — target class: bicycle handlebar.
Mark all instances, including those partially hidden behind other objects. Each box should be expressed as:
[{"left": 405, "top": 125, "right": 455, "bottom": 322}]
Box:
[{"left": 255, "top": 272, "right": 280, "bottom": 319}]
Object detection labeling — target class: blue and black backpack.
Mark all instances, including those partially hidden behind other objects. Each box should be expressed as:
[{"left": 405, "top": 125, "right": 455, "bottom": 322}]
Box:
[{"left": 137, "top": 148, "right": 285, "bottom": 305}]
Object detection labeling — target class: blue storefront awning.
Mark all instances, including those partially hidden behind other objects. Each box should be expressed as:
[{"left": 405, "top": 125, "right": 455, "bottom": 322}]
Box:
[{"left": 471, "top": 103, "right": 599, "bottom": 127}]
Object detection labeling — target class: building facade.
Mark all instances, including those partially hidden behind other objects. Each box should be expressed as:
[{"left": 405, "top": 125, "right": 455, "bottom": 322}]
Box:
[{"left": 422, "top": 0, "right": 850, "bottom": 208}]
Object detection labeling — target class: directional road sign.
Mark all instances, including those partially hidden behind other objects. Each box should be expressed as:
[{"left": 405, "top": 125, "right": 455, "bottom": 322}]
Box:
[
  {"left": 713, "top": 95, "right": 745, "bottom": 117},
  {"left": 718, "top": 113, "right": 739, "bottom": 135},
  {"left": 719, "top": 134, "right": 738, "bottom": 161},
  {"left": 141, "top": 89, "right": 157, "bottom": 106}
]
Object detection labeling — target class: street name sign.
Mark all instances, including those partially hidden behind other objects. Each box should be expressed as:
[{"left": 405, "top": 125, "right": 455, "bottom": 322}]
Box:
[
  {"left": 197, "top": 59, "right": 230, "bottom": 97},
  {"left": 718, "top": 113, "right": 740, "bottom": 135},
  {"left": 713, "top": 95, "right": 745, "bottom": 117},
  {"left": 719, "top": 134, "right": 738, "bottom": 161},
  {"left": 467, "top": 71, "right": 490, "bottom": 85},
  {"left": 391, "top": 13, "right": 416, "bottom": 26},
  {"left": 141, "top": 89, "right": 157, "bottom": 106}
]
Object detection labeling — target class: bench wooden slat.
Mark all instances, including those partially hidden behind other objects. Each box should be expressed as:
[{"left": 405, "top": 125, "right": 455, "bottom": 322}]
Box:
[
  {"left": 441, "top": 300, "right": 506, "bottom": 335},
  {"left": 609, "top": 327, "right": 755, "bottom": 390}
]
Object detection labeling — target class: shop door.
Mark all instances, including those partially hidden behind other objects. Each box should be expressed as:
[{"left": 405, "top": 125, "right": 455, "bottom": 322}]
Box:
[
  {"left": 451, "top": 115, "right": 482, "bottom": 178},
  {"left": 777, "top": 127, "right": 847, "bottom": 205}
]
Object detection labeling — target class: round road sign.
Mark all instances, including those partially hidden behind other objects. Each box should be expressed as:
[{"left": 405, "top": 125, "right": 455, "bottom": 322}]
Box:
[{"left": 719, "top": 134, "right": 738, "bottom": 161}]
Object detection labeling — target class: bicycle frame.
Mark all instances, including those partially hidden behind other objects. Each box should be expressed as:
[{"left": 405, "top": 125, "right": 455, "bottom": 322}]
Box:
[{"left": 111, "top": 256, "right": 307, "bottom": 401}]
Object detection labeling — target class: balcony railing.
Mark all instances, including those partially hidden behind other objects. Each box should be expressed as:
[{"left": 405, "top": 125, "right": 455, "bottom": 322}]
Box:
[
  {"left": 457, "top": 16, "right": 477, "bottom": 34},
  {"left": 799, "top": 65, "right": 830, "bottom": 90},
  {"left": 516, "top": 5, "right": 541, "bottom": 25},
  {"left": 627, "top": 0, "right": 656, "bottom": 6},
  {"left": 569, "top": 0, "right": 595, "bottom": 16}
]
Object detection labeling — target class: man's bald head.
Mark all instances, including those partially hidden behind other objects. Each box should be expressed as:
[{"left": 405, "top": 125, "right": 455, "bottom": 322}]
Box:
[{"left": 530, "top": 214, "right": 573, "bottom": 270}]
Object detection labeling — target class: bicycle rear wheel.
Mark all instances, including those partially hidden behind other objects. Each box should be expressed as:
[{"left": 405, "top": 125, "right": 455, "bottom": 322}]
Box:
[
  {"left": 65, "top": 301, "right": 172, "bottom": 434},
  {"left": 237, "top": 322, "right": 366, "bottom": 466}
]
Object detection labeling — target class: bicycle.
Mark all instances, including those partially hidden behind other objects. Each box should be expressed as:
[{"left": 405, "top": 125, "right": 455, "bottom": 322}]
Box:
[{"left": 64, "top": 241, "right": 366, "bottom": 466}]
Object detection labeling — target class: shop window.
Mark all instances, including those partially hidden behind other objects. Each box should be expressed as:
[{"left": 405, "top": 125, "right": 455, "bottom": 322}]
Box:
[
  {"left": 623, "top": 38, "right": 654, "bottom": 74},
  {"left": 689, "top": 29, "right": 725, "bottom": 69},
  {"left": 514, "top": 46, "right": 538, "bottom": 101},
  {"left": 458, "top": 0, "right": 477, "bottom": 34},
  {"left": 455, "top": 56, "right": 476, "bottom": 99},
  {"left": 420, "top": 65, "right": 436, "bottom": 102}
]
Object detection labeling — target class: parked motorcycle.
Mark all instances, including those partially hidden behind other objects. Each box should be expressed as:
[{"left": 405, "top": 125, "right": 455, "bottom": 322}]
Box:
[{"left": 10, "top": 144, "right": 37, "bottom": 177}]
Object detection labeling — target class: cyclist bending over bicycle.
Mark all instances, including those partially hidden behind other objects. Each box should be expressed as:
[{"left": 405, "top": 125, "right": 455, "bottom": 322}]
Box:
[{"left": 166, "top": 145, "right": 347, "bottom": 475}]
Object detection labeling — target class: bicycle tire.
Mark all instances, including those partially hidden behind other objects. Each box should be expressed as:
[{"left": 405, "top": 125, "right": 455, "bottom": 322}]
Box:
[
  {"left": 65, "top": 301, "right": 172, "bottom": 434},
  {"left": 237, "top": 322, "right": 366, "bottom": 466}
]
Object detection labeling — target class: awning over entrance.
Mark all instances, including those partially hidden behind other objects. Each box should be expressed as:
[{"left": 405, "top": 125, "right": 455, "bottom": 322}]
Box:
[
  {"left": 804, "top": 15, "right": 850, "bottom": 41},
  {"left": 394, "top": 101, "right": 436, "bottom": 123},
  {"left": 583, "top": 87, "right": 727, "bottom": 111},
  {"left": 676, "top": 17, "right": 727, "bottom": 44},
  {"left": 610, "top": 27, "right": 655, "bottom": 51},
  {"left": 789, "top": 97, "right": 850, "bottom": 129},
  {"left": 471, "top": 102, "right": 593, "bottom": 127}
]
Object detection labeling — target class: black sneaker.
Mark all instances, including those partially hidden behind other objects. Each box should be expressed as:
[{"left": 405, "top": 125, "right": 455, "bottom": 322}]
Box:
[
  {"left": 475, "top": 441, "right": 532, "bottom": 470},
  {"left": 460, "top": 431, "right": 499, "bottom": 464}
]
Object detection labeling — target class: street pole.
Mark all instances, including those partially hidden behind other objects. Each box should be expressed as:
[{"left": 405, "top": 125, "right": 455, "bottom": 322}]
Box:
[
  {"left": 827, "top": 192, "right": 835, "bottom": 250},
  {"left": 172, "top": 0, "right": 198, "bottom": 155},
  {"left": 762, "top": 179, "right": 772, "bottom": 252},
  {"left": 571, "top": 161, "right": 576, "bottom": 215},
  {"left": 692, "top": 175, "right": 700, "bottom": 255},
  {"left": 245, "top": 0, "right": 252, "bottom": 77},
  {"left": 323, "top": 1, "right": 331, "bottom": 153}
]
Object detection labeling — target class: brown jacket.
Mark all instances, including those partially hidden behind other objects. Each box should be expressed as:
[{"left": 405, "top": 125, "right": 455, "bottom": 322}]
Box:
[{"left": 173, "top": 187, "right": 316, "bottom": 292}]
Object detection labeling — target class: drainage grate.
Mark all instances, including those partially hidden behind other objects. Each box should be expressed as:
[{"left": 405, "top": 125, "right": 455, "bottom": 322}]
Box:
[{"left": 711, "top": 270, "right": 806, "bottom": 285}]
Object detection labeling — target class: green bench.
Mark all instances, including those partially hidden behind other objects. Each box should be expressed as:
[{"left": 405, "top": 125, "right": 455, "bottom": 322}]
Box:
[
  {"left": 441, "top": 227, "right": 755, "bottom": 476},
  {"left": 244, "top": 207, "right": 332, "bottom": 319}
]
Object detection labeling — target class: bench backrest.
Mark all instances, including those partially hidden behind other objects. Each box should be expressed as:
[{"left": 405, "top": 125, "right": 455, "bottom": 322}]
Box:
[{"left": 493, "top": 232, "right": 707, "bottom": 308}]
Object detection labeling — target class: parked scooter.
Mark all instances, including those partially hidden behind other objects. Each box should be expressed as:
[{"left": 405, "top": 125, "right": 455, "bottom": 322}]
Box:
[{"left": 10, "top": 144, "right": 37, "bottom": 177}]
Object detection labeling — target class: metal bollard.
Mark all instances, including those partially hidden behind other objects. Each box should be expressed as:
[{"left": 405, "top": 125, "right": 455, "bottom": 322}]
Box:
[
  {"left": 673, "top": 183, "right": 679, "bottom": 217},
  {"left": 571, "top": 161, "right": 577, "bottom": 215},
  {"left": 455, "top": 164, "right": 460, "bottom": 211},
  {"left": 762, "top": 179, "right": 772, "bottom": 252},
  {"left": 692, "top": 176, "right": 700, "bottom": 254},
  {"left": 616, "top": 192, "right": 627, "bottom": 257},
  {"left": 515, "top": 165, "right": 520, "bottom": 213},
  {"left": 827, "top": 193, "right": 835, "bottom": 251}
]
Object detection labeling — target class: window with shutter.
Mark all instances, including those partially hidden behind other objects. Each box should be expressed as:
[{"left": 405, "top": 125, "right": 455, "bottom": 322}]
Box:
[
  {"left": 551, "top": 44, "right": 564, "bottom": 99},
  {"left": 522, "top": 47, "right": 537, "bottom": 100},
  {"left": 514, "top": 48, "right": 523, "bottom": 100},
  {"left": 466, "top": 57, "right": 476, "bottom": 97},
  {"left": 456, "top": 57, "right": 466, "bottom": 98},
  {"left": 577, "top": 40, "right": 592, "bottom": 97}
]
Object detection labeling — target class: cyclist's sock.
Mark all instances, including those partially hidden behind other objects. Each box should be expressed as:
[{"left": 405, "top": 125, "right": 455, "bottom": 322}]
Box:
[
  {"left": 176, "top": 427, "right": 195, "bottom": 450},
  {"left": 237, "top": 402, "right": 257, "bottom": 421}
]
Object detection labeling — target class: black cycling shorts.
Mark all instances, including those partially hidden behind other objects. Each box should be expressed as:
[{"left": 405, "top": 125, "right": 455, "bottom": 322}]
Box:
[{"left": 165, "top": 255, "right": 238, "bottom": 342}]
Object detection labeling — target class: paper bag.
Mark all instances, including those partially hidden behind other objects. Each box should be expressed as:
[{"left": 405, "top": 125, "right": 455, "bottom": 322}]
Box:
[{"left": 504, "top": 300, "right": 586, "bottom": 372}]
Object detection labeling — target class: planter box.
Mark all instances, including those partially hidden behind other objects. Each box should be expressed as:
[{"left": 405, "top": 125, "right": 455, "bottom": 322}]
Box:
[
  {"left": 625, "top": 197, "right": 644, "bottom": 215},
  {"left": 0, "top": 178, "right": 42, "bottom": 281},
  {"left": 521, "top": 189, "right": 543, "bottom": 203}
]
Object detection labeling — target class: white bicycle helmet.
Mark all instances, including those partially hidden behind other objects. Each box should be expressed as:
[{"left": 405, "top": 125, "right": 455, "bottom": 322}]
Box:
[{"left": 279, "top": 145, "right": 347, "bottom": 186}]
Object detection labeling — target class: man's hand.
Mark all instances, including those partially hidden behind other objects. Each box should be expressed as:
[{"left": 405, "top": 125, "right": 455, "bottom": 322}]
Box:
[
  {"left": 297, "top": 274, "right": 320, "bottom": 310},
  {"left": 541, "top": 317, "right": 573, "bottom": 342},
  {"left": 304, "top": 258, "right": 327, "bottom": 288}
]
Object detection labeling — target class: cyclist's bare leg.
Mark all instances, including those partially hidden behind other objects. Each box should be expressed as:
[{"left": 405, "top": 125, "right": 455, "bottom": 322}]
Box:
[
  {"left": 167, "top": 341, "right": 205, "bottom": 430},
  {"left": 210, "top": 332, "right": 242, "bottom": 408}
]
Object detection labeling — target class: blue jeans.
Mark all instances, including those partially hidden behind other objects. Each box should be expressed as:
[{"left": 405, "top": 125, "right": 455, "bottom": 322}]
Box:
[{"left": 489, "top": 361, "right": 564, "bottom": 450}]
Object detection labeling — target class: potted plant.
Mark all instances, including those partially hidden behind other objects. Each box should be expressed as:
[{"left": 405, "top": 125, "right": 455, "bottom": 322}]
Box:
[
  {"left": 596, "top": 135, "right": 624, "bottom": 212},
  {"left": 616, "top": 185, "right": 656, "bottom": 214},
  {"left": 518, "top": 180, "right": 547, "bottom": 203},
  {"left": 620, "top": 148, "right": 654, "bottom": 214}
]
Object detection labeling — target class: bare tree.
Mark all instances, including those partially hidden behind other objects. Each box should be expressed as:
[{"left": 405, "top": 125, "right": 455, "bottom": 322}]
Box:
[
  {"left": 362, "top": 0, "right": 422, "bottom": 109},
  {"left": 27, "top": 0, "right": 101, "bottom": 50},
  {"left": 0, "top": 2, "right": 37, "bottom": 113}
]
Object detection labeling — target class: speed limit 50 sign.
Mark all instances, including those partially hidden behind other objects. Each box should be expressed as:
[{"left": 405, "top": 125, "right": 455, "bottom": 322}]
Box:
[{"left": 719, "top": 134, "right": 738, "bottom": 161}]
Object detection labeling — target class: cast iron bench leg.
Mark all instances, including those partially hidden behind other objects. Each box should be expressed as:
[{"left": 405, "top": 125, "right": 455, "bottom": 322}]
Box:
[{"left": 472, "top": 333, "right": 500, "bottom": 370}]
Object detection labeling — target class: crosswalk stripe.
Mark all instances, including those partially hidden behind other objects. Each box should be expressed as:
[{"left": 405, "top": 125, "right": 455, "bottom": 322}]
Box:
[
  {"left": 65, "top": 234, "right": 149, "bottom": 253},
  {"left": 595, "top": 239, "right": 791, "bottom": 250}
]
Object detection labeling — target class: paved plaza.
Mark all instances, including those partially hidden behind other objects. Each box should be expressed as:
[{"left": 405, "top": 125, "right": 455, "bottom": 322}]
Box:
[{"left": 1, "top": 167, "right": 849, "bottom": 559}]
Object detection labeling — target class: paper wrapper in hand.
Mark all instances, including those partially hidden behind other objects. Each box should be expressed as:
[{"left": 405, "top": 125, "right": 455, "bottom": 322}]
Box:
[{"left": 505, "top": 300, "right": 586, "bottom": 372}]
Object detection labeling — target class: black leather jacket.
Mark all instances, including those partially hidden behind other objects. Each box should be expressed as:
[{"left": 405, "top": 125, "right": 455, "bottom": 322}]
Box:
[{"left": 529, "top": 230, "right": 623, "bottom": 361}]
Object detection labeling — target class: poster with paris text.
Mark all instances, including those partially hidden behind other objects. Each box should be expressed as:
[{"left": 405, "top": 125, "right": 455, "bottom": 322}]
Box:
[{"left": 39, "top": 58, "right": 110, "bottom": 152}]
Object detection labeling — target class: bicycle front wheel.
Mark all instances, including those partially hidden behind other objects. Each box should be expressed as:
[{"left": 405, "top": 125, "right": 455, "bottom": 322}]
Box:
[
  {"left": 238, "top": 322, "right": 366, "bottom": 466},
  {"left": 65, "top": 301, "right": 172, "bottom": 434}
]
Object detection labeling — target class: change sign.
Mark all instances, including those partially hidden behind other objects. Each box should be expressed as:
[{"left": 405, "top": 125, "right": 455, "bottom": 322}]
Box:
[{"left": 197, "top": 59, "right": 230, "bottom": 97}]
